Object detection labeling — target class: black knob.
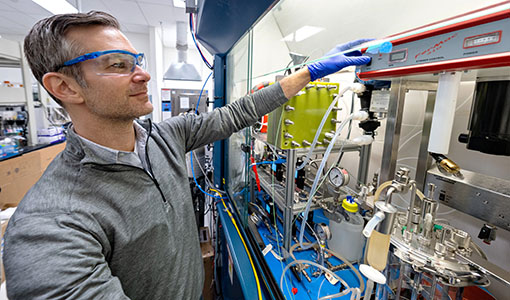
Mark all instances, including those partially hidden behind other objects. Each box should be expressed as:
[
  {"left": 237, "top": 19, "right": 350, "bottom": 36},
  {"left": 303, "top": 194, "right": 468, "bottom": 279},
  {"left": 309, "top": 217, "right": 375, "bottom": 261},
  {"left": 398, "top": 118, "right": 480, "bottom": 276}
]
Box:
[
  {"left": 478, "top": 224, "right": 497, "bottom": 245},
  {"left": 458, "top": 133, "right": 469, "bottom": 144}
]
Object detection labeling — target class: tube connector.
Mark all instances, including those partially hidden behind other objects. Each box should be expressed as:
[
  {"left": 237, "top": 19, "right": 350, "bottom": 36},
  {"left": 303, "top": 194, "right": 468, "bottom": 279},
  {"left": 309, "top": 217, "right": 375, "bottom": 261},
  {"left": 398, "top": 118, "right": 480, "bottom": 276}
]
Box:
[
  {"left": 352, "top": 135, "right": 374, "bottom": 145},
  {"left": 284, "top": 119, "right": 294, "bottom": 126},
  {"left": 325, "top": 132, "right": 335, "bottom": 139},
  {"left": 363, "top": 211, "right": 385, "bottom": 238},
  {"left": 352, "top": 110, "right": 369, "bottom": 121},
  {"left": 351, "top": 83, "right": 366, "bottom": 94}
]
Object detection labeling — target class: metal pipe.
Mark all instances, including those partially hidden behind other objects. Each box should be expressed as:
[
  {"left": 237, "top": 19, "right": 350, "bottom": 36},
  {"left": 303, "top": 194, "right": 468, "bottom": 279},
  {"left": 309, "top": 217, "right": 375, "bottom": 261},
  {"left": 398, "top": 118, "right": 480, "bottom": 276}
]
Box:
[
  {"left": 385, "top": 186, "right": 397, "bottom": 205},
  {"left": 283, "top": 149, "right": 296, "bottom": 251},
  {"left": 406, "top": 180, "right": 417, "bottom": 231}
]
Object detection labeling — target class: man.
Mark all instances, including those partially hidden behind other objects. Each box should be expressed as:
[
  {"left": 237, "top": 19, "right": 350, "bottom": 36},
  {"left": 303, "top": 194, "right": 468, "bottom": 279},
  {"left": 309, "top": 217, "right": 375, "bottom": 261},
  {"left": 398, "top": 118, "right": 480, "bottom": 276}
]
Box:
[{"left": 4, "top": 11, "right": 370, "bottom": 300}]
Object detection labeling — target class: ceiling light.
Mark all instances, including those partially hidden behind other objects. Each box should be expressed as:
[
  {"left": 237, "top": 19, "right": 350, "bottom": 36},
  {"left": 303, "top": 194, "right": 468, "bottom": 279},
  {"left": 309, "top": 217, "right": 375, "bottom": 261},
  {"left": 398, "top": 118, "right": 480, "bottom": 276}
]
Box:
[
  {"left": 32, "top": 0, "right": 78, "bottom": 14},
  {"left": 173, "top": 0, "right": 185, "bottom": 8},
  {"left": 295, "top": 26, "right": 324, "bottom": 42},
  {"left": 281, "top": 26, "right": 325, "bottom": 43}
]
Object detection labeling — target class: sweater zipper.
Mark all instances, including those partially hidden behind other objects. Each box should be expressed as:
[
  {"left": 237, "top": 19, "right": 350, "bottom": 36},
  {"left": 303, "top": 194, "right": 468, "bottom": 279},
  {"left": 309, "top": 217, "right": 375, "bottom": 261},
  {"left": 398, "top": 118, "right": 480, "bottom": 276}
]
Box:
[
  {"left": 83, "top": 162, "right": 170, "bottom": 206},
  {"left": 143, "top": 119, "right": 171, "bottom": 207}
]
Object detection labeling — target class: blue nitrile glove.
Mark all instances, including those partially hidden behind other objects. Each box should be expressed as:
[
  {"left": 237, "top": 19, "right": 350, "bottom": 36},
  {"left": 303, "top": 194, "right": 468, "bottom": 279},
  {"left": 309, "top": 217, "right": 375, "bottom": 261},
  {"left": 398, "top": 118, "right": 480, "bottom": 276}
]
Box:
[{"left": 307, "top": 39, "right": 373, "bottom": 81}]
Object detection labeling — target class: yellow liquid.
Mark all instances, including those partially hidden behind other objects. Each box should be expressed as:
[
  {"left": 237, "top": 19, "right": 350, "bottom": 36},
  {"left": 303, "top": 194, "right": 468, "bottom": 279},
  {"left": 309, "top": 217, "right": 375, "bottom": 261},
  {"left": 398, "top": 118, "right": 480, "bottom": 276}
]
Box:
[{"left": 366, "top": 231, "right": 391, "bottom": 271}]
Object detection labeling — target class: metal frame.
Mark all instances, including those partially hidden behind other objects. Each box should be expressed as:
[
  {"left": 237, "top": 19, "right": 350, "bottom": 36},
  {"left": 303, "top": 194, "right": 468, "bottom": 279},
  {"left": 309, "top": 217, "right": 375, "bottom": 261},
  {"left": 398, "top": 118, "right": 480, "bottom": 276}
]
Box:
[
  {"left": 380, "top": 80, "right": 437, "bottom": 186},
  {"left": 282, "top": 149, "right": 296, "bottom": 250},
  {"left": 415, "top": 90, "right": 436, "bottom": 191},
  {"left": 380, "top": 79, "right": 407, "bottom": 183}
]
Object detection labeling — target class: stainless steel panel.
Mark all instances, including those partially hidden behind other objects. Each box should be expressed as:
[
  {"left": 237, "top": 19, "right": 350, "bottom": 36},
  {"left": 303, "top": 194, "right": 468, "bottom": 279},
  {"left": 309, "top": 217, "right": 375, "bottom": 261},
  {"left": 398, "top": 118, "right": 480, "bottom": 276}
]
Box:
[
  {"left": 415, "top": 90, "right": 436, "bottom": 191},
  {"left": 425, "top": 166, "right": 510, "bottom": 231},
  {"left": 380, "top": 79, "right": 407, "bottom": 183}
]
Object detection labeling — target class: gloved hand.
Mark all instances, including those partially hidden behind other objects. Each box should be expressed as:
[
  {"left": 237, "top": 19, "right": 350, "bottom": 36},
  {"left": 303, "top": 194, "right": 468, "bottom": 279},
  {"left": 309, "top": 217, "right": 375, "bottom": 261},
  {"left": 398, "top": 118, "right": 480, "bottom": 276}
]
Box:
[{"left": 307, "top": 39, "right": 373, "bottom": 81}]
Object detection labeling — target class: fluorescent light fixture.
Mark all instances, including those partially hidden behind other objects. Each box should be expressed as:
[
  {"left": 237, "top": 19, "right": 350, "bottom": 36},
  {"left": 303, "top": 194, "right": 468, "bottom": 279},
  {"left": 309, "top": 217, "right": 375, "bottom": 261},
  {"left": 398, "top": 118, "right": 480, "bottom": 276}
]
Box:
[
  {"left": 281, "top": 26, "right": 325, "bottom": 43},
  {"left": 173, "top": 0, "right": 185, "bottom": 8},
  {"left": 295, "top": 26, "right": 324, "bottom": 42},
  {"left": 32, "top": 0, "right": 78, "bottom": 14}
]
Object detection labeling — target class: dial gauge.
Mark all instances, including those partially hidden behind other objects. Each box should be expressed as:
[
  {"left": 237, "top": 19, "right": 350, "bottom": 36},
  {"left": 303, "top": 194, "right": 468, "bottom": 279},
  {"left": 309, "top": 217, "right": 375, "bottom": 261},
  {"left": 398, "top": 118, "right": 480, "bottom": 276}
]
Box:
[{"left": 328, "top": 167, "right": 349, "bottom": 188}]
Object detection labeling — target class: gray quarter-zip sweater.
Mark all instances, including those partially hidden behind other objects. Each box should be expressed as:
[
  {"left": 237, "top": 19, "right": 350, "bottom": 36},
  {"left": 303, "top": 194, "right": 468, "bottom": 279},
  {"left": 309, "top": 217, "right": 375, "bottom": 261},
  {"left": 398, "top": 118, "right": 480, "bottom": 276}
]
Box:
[{"left": 4, "top": 82, "right": 288, "bottom": 300}]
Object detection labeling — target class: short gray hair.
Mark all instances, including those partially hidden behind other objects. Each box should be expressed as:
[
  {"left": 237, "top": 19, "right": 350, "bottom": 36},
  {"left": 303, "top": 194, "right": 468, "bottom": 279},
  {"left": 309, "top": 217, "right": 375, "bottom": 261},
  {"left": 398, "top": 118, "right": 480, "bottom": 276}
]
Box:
[{"left": 24, "top": 11, "right": 120, "bottom": 106}]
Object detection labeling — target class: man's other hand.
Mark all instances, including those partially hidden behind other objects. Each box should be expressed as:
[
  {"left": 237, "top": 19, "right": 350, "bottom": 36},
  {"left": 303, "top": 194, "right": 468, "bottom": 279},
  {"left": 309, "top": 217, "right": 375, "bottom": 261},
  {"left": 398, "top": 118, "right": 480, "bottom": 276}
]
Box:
[{"left": 307, "top": 39, "right": 373, "bottom": 81}]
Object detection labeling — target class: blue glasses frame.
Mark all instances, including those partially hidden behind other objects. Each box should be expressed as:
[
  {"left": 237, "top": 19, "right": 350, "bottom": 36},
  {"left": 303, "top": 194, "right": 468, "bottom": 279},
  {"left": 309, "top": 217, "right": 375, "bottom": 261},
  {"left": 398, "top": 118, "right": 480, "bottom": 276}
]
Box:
[{"left": 57, "top": 50, "right": 145, "bottom": 73}]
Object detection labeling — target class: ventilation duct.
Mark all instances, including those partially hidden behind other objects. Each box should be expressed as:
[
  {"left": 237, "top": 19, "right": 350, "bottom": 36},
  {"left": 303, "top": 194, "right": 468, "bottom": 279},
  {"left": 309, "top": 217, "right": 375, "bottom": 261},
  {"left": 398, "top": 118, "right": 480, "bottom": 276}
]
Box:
[{"left": 164, "top": 21, "right": 201, "bottom": 81}]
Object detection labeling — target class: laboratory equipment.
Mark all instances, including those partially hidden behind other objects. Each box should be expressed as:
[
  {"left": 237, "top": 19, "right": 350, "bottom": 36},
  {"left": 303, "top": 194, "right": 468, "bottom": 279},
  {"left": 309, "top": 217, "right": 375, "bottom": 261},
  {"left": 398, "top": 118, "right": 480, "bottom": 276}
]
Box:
[
  {"left": 369, "top": 168, "right": 494, "bottom": 299},
  {"left": 328, "top": 197, "right": 365, "bottom": 262},
  {"left": 458, "top": 77, "right": 510, "bottom": 155},
  {"left": 195, "top": 0, "right": 510, "bottom": 299},
  {"left": 267, "top": 81, "right": 339, "bottom": 149}
]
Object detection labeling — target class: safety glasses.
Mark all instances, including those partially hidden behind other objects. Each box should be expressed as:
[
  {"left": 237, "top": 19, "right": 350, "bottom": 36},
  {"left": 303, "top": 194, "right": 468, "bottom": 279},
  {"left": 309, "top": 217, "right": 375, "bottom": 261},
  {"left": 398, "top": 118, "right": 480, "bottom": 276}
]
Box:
[{"left": 57, "top": 50, "right": 146, "bottom": 76}]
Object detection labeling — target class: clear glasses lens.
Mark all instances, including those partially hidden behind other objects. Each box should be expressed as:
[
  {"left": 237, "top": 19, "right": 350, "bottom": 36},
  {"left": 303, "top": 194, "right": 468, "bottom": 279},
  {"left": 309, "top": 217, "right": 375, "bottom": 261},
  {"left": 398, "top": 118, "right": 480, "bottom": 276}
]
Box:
[{"left": 94, "top": 53, "right": 145, "bottom": 76}]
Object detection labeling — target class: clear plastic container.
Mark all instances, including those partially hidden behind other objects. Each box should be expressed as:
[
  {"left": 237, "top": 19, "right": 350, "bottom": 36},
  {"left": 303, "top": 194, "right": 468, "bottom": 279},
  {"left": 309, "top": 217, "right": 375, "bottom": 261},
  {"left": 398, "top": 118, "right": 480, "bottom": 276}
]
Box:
[{"left": 328, "top": 197, "right": 366, "bottom": 262}]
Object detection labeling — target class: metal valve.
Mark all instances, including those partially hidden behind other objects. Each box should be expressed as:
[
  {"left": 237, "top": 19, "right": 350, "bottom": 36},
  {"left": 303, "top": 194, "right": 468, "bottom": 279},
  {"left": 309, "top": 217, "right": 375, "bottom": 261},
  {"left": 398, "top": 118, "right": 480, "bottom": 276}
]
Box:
[
  {"left": 284, "top": 119, "right": 294, "bottom": 126},
  {"left": 284, "top": 132, "right": 294, "bottom": 139}
]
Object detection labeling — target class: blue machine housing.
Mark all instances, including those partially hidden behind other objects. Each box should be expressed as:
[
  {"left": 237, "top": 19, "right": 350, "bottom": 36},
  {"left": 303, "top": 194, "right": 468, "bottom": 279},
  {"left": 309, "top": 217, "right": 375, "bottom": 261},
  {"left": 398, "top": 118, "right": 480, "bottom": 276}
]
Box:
[{"left": 195, "top": 0, "right": 277, "bottom": 56}]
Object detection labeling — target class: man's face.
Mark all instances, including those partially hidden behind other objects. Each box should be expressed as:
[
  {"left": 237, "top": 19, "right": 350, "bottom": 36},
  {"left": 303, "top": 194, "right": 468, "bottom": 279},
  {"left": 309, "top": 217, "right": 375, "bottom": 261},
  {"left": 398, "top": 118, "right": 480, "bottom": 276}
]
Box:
[{"left": 66, "top": 25, "right": 153, "bottom": 121}]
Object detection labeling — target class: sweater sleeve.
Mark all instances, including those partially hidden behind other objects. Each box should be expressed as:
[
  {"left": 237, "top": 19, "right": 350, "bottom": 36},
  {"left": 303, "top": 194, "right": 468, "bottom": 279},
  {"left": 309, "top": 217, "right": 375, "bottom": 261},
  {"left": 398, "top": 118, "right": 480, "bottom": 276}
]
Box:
[
  {"left": 4, "top": 215, "right": 130, "bottom": 300},
  {"left": 157, "top": 81, "right": 288, "bottom": 152}
]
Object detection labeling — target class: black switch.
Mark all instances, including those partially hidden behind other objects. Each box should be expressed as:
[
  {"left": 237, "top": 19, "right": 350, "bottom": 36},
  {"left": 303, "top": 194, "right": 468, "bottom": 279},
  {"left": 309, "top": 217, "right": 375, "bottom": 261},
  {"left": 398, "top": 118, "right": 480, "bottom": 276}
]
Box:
[
  {"left": 478, "top": 224, "right": 497, "bottom": 245},
  {"left": 439, "top": 192, "right": 446, "bottom": 201}
]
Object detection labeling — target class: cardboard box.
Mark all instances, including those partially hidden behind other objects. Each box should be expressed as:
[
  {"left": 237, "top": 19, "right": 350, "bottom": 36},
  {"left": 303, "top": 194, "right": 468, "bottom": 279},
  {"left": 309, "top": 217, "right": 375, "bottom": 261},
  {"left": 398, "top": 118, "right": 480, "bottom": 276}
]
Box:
[
  {"left": 200, "top": 227, "right": 214, "bottom": 300},
  {"left": 0, "top": 142, "right": 65, "bottom": 209},
  {"left": 39, "top": 142, "right": 65, "bottom": 170},
  {"left": 1, "top": 220, "right": 8, "bottom": 283}
]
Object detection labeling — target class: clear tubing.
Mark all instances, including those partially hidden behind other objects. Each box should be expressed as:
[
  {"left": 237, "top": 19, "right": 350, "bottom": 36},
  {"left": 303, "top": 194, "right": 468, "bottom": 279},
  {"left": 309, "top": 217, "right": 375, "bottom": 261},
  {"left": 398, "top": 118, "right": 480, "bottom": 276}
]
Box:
[
  {"left": 363, "top": 280, "right": 374, "bottom": 300},
  {"left": 298, "top": 113, "right": 356, "bottom": 249},
  {"left": 406, "top": 181, "right": 417, "bottom": 231},
  {"left": 324, "top": 247, "right": 365, "bottom": 294},
  {"left": 296, "top": 85, "right": 353, "bottom": 171},
  {"left": 280, "top": 259, "right": 351, "bottom": 295},
  {"left": 289, "top": 243, "right": 365, "bottom": 294},
  {"left": 319, "top": 288, "right": 360, "bottom": 300}
]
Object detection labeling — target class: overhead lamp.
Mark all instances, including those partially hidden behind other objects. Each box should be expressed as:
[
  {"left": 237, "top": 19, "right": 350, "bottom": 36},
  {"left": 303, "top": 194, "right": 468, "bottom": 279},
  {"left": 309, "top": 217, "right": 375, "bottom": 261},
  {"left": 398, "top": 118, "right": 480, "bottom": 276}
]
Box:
[
  {"left": 32, "top": 0, "right": 78, "bottom": 14},
  {"left": 164, "top": 21, "right": 201, "bottom": 81},
  {"left": 281, "top": 26, "right": 325, "bottom": 43},
  {"left": 173, "top": 0, "right": 185, "bottom": 8}
]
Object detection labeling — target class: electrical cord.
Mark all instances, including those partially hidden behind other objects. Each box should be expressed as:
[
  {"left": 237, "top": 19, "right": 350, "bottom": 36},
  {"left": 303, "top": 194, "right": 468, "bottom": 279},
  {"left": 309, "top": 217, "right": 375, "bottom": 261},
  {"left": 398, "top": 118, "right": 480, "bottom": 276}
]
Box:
[
  {"left": 189, "top": 13, "right": 213, "bottom": 70},
  {"left": 189, "top": 70, "right": 227, "bottom": 199},
  {"left": 214, "top": 189, "right": 262, "bottom": 300},
  {"left": 195, "top": 72, "right": 212, "bottom": 114}
]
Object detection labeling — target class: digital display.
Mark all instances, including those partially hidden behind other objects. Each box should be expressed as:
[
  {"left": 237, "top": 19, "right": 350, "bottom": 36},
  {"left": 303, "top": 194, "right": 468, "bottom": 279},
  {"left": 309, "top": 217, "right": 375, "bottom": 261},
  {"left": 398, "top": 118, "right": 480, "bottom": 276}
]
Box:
[
  {"left": 389, "top": 50, "right": 407, "bottom": 62},
  {"left": 464, "top": 31, "right": 501, "bottom": 48}
]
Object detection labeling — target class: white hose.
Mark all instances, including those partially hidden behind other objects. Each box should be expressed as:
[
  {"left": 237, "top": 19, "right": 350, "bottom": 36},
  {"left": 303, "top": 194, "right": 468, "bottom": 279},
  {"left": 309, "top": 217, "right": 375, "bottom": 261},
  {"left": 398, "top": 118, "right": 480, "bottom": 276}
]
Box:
[
  {"left": 297, "top": 84, "right": 359, "bottom": 171},
  {"left": 289, "top": 243, "right": 365, "bottom": 296},
  {"left": 280, "top": 259, "right": 351, "bottom": 296},
  {"left": 280, "top": 259, "right": 361, "bottom": 299},
  {"left": 319, "top": 287, "right": 360, "bottom": 300},
  {"left": 298, "top": 111, "right": 369, "bottom": 249},
  {"left": 362, "top": 211, "right": 385, "bottom": 238}
]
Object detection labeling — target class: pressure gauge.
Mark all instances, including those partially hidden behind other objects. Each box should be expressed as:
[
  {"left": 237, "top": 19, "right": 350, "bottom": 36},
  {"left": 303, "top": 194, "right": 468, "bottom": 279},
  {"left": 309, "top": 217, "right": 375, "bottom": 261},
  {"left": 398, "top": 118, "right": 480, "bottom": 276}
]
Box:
[
  {"left": 315, "top": 223, "right": 331, "bottom": 241},
  {"left": 328, "top": 167, "right": 349, "bottom": 188}
]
